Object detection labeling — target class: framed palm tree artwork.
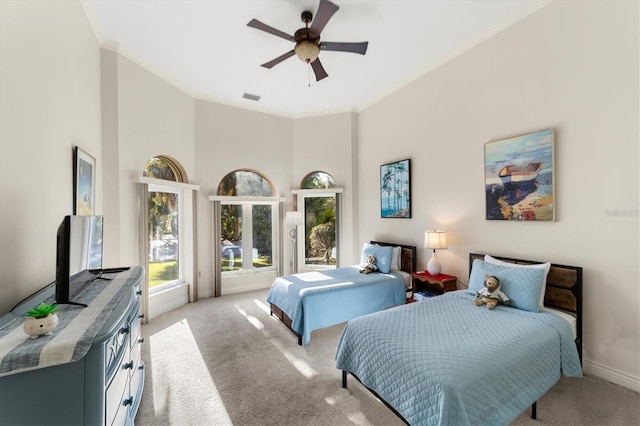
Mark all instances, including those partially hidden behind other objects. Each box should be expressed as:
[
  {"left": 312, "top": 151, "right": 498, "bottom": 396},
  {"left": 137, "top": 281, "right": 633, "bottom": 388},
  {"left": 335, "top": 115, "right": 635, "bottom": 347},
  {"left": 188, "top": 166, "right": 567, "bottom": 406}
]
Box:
[{"left": 380, "top": 159, "right": 411, "bottom": 218}]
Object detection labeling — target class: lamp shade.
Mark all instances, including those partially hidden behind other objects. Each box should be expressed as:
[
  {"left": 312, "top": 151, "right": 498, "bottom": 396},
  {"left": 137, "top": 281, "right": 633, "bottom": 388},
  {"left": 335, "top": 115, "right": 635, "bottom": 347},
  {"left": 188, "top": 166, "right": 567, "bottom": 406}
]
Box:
[
  {"left": 284, "top": 211, "right": 304, "bottom": 226},
  {"left": 424, "top": 230, "right": 447, "bottom": 250}
]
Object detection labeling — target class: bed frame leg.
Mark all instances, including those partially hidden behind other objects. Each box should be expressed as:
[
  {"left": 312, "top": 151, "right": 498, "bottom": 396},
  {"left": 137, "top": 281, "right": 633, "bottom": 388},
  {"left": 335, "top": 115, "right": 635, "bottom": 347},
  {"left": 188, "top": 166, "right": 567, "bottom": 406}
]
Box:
[
  {"left": 342, "top": 371, "right": 347, "bottom": 388},
  {"left": 531, "top": 401, "right": 537, "bottom": 419}
]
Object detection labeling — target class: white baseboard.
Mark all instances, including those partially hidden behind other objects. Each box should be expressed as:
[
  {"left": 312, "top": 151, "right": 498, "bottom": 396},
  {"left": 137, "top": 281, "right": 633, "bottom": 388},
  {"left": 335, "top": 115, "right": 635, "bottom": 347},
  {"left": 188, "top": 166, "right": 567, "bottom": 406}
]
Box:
[
  {"left": 583, "top": 358, "right": 640, "bottom": 393},
  {"left": 221, "top": 270, "right": 277, "bottom": 295},
  {"left": 149, "top": 283, "right": 189, "bottom": 320}
]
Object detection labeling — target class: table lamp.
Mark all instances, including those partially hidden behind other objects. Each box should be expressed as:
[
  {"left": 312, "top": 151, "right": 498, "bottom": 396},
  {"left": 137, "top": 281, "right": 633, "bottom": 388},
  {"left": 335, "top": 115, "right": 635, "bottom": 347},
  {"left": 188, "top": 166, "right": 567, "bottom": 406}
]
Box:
[{"left": 424, "top": 230, "right": 447, "bottom": 276}]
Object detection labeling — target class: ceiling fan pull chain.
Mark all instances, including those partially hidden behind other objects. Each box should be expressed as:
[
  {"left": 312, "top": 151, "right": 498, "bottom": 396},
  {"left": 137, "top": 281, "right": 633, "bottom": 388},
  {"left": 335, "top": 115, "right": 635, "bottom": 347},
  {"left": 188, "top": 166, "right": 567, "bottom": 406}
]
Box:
[{"left": 308, "top": 62, "right": 311, "bottom": 87}]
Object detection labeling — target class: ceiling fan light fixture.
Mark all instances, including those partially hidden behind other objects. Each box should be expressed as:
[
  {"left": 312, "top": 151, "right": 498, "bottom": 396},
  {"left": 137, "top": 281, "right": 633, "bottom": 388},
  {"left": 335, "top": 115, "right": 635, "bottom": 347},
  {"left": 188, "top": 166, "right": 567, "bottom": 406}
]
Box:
[{"left": 295, "top": 39, "right": 320, "bottom": 63}]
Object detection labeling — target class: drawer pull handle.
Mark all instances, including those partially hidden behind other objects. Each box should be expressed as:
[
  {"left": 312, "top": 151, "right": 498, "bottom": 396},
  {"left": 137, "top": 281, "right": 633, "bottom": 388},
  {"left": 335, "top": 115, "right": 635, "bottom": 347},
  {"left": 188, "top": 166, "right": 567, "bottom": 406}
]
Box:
[
  {"left": 123, "top": 397, "right": 133, "bottom": 407},
  {"left": 139, "top": 364, "right": 144, "bottom": 371},
  {"left": 138, "top": 337, "right": 145, "bottom": 344},
  {"left": 120, "top": 326, "right": 130, "bottom": 335},
  {"left": 123, "top": 361, "right": 134, "bottom": 370},
  {"left": 139, "top": 313, "right": 145, "bottom": 319},
  {"left": 136, "top": 290, "right": 142, "bottom": 296}
]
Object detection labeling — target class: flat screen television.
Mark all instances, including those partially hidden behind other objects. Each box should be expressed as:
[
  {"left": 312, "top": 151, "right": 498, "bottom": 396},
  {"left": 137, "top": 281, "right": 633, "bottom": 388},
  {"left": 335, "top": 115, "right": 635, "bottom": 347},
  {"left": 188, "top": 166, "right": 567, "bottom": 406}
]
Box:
[{"left": 55, "top": 215, "right": 104, "bottom": 305}]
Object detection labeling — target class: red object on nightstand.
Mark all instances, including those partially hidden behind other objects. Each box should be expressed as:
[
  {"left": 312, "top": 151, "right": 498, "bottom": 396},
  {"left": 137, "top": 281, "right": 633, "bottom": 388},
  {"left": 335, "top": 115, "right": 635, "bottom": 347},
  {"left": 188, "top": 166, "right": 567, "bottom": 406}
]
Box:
[
  {"left": 411, "top": 271, "right": 458, "bottom": 294},
  {"left": 414, "top": 271, "right": 456, "bottom": 281}
]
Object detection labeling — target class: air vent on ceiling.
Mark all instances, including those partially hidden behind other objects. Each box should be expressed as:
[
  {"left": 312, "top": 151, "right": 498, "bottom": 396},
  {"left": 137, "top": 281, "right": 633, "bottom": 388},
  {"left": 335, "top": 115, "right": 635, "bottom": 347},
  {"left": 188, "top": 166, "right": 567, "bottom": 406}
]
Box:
[{"left": 243, "top": 93, "right": 261, "bottom": 101}]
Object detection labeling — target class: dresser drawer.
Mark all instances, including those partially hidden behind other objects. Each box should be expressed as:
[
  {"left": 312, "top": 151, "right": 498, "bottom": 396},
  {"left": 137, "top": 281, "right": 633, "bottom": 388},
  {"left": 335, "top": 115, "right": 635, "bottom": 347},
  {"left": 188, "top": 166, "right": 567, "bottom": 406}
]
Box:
[
  {"left": 128, "top": 360, "right": 145, "bottom": 420},
  {"left": 129, "top": 316, "right": 142, "bottom": 350},
  {"left": 104, "top": 322, "right": 130, "bottom": 384},
  {"left": 105, "top": 361, "right": 129, "bottom": 426}
]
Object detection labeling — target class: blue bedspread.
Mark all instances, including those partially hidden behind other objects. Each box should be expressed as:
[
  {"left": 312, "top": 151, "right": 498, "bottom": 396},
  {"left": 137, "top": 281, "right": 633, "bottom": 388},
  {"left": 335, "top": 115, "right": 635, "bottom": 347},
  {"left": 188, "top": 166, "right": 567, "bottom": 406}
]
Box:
[
  {"left": 267, "top": 266, "right": 406, "bottom": 345},
  {"left": 335, "top": 291, "right": 582, "bottom": 426}
]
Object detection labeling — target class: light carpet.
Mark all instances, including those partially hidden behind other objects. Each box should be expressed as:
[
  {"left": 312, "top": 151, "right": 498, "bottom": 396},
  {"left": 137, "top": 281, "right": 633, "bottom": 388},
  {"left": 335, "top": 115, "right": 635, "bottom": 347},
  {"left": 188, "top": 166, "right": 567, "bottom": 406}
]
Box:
[{"left": 135, "top": 289, "right": 639, "bottom": 426}]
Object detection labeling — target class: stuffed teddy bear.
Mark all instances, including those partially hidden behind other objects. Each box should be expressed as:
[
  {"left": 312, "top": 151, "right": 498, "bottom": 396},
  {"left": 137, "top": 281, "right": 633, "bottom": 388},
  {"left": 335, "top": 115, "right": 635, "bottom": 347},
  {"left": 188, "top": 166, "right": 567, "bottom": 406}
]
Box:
[
  {"left": 474, "top": 275, "right": 510, "bottom": 309},
  {"left": 359, "top": 255, "right": 378, "bottom": 274}
]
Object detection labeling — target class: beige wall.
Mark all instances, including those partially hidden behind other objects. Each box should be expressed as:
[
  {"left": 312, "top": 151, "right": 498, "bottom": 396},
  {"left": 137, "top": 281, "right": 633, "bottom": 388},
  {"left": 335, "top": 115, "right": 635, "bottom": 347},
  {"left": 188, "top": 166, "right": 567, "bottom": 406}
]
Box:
[
  {"left": 110, "top": 53, "right": 196, "bottom": 266},
  {"left": 292, "top": 113, "right": 359, "bottom": 265},
  {"left": 357, "top": 0, "right": 639, "bottom": 387},
  {"left": 0, "top": 0, "right": 102, "bottom": 312},
  {"left": 0, "top": 0, "right": 637, "bottom": 391},
  {"left": 194, "top": 101, "right": 293, "bottom": 297}
]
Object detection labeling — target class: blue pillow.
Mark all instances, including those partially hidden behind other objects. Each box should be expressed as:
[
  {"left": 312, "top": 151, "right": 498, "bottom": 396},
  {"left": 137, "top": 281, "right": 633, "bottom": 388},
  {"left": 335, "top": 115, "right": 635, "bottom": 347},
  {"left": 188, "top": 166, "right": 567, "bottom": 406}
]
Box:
[
  {"left": 468, "top": 259, "right": 545, "bottom": 312},
  {"left": 360, "top": 243, "right": 393, "bottom": 274}
]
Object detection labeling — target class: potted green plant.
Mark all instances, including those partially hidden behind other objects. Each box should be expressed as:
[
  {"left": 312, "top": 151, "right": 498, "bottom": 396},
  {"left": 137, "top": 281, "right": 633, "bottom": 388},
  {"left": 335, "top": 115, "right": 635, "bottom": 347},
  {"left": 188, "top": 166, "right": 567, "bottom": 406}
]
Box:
[{"left": 23, "top": 303, "right": 60, "bottom": 339}]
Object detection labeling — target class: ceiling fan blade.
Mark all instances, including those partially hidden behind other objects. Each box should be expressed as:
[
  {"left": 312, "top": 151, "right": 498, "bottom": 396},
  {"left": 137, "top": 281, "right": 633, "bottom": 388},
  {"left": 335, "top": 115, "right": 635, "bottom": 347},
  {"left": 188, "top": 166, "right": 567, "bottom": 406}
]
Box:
[
  {"left": 310, "top": 0, "right": 339, "bottom": 36},
  {"left": 260, "top": 50, "right": 295, "bottom": 69},
  {"left": 247, "top": 19, "right": 294, "bottom": 42},
  {"left": 320, "top": 41, "right": 368, "bottom": 55},
  {"left": 310, "top": 58, "right": 329, "bottom": 81}
]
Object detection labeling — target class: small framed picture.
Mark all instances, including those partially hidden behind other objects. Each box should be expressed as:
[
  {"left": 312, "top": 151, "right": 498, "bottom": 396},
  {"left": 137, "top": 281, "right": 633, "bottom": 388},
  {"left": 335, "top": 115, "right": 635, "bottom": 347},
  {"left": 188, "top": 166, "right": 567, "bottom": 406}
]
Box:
[
  {"left": 74, "top": 146, "right": 95, "bottom": 215},
  {"left": 380, "top": 158, "right": 411, "bottom": 218}
]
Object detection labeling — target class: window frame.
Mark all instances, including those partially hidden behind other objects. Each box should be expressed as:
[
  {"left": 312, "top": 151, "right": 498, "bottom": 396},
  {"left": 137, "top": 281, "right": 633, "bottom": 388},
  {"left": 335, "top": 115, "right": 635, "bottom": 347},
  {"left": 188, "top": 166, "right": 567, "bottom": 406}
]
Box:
[
  {"left": 147, "top": 184, "right": 183, "bottom": 294},
  {"left": 219, "top": 200, "right": 278, "bottom": 275},
  {"left": 292, "top": 188, "right": 343, "bottom": 272},
  {"left": 210, "top": 195, "right": 285, "bottom": 277}
]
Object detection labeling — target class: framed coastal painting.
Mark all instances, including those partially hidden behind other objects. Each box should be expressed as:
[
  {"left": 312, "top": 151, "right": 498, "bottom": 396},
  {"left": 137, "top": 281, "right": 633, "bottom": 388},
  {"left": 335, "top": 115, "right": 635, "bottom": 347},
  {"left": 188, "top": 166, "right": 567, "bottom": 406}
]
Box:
[
  {"left": 484, "top": 129, "right": 554, "bottom": 221},
  {"left": 74, "top": 146, "right": 95, "bottom": 215},
  {"left": 380, "top": 158, "right": 411, "bottom": 218}
]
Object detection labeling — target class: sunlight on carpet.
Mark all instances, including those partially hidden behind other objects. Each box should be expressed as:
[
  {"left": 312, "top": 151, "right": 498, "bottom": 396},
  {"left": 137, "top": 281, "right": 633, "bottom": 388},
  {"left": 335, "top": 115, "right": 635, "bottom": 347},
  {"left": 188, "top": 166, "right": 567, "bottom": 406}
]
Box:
[
  {"left": 253, "top": 298, "right": 270, "bottom": 314},
  {"left": 149, "top": 319, "right": 232, "bottom": 425},
  {"left": 235, "top": 301, "right": 318, "bottom": 379},
  {"left": 234, "top": 304, "right": 264, "bottom": 330},
  {"left": 269, "top": 337, "right": 318, "bottom": 378}
]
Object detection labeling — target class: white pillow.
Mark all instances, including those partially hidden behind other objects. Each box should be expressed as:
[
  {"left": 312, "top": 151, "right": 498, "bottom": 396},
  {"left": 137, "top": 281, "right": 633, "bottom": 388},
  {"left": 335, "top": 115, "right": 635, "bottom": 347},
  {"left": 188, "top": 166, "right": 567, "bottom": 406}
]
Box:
[
  {"left": 484, "top": 255, "right": 551, "bottom": 307},
  {"left": 390, "top": 246, "right": 401, "bottom": 272}
]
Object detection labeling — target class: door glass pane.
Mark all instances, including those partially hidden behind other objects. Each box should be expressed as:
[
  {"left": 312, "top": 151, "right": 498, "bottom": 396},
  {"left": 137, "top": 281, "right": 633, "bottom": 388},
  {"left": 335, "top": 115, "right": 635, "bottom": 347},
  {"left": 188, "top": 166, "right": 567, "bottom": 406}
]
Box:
[
  {"left": 252, "top": 205, "right": 272, "bottom": 268},
  {"left": 148, "top": 191, "right": 179, "bottom": 288},
  {"left": 221, "top": 204, "right": 243, "bottom": 271},
  {"left": 304, "top": 196, "right": 336, "bottom": 266}
]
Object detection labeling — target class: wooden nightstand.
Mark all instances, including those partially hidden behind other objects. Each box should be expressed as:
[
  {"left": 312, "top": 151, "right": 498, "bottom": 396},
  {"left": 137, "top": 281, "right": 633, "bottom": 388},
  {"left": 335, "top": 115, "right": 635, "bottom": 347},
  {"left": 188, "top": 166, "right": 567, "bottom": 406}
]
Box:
[{"left": 411, "top": 271, "right": 457, "bottom": 295}]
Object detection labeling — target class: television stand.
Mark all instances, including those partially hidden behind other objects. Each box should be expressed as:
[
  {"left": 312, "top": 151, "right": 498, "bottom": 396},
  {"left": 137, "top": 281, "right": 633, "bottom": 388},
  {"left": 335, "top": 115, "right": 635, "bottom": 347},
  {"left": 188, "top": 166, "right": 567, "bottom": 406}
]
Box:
[{"left": 0, "top": 266, "right": 145, "bottom": 426}]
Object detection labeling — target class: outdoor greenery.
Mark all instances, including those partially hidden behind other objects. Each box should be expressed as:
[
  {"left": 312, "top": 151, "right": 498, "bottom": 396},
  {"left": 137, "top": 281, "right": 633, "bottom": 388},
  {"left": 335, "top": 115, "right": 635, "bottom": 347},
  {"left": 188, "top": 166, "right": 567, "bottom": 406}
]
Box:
[
  {"left": 219, "top": 171, "right": 274, "bottom": 272},
  {"left": 301, "top": 172, "right": 336, "bottom": 189},
  {"left": 304, "top": 196, "right": 336, "bottom": 264},
  {"left": 301, "top": 172, "right": 337, "bottom": 265},
  {"left": 148, "top": 261, "right": 177, "bottom": 289},
  {"left": 144, "top": 157, "right": 180, "bottom": 286}
]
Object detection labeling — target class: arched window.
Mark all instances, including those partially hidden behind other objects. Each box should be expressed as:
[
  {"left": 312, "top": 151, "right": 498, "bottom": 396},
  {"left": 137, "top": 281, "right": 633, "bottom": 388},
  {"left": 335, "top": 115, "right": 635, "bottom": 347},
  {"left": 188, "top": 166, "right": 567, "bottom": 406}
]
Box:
[
  {"left": 142, "top": 156, "right": 186, "bottom": 291},
  {"left": 143, "top": 155, "right": 185, "bottom": 182},
  {"left": 213, "top": 170, "right": 281, "bottom": 294},
  {"left": 294, "top": 171, "right": 341, "bottom": 269},
  {"left": 217, "top": 169, "right": 274, "bottom": 196},
  {"left": 301, "top": 171, "right": 336, "bottom": 189}
]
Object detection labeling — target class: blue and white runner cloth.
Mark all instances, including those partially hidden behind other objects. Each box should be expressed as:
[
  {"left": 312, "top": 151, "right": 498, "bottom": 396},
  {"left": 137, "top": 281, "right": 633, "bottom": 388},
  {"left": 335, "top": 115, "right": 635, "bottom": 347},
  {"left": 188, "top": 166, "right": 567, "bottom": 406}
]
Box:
[{"left": 0, "top": 266, "right": 144, "bottom": 377}]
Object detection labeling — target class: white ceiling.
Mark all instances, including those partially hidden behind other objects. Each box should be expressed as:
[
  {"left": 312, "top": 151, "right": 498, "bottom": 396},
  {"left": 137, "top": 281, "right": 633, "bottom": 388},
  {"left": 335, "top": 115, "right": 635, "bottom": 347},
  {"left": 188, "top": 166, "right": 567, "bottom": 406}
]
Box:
[{"left": 85, "top": 0, "right": 547, "bottom": 117}]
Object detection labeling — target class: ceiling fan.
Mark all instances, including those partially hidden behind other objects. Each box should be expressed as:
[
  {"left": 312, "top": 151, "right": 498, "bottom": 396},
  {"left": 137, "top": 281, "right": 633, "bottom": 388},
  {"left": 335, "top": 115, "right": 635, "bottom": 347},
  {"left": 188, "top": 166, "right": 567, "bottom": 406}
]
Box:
[{"left": 247, "top": 0, "right": 368, "bottom": 81}]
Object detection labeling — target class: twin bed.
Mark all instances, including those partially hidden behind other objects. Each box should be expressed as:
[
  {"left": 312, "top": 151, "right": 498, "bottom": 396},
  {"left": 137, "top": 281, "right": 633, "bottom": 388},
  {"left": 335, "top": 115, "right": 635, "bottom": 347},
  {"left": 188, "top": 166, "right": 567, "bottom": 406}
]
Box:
[
  {"left": 267, "top": 241, "right": 416, "bottom": 345},
  {"left": 336, "top": 253, "right": 583, "bottom": 425},
  {"left": 267, "top": 247, "right": 583, "bottom": 424}
]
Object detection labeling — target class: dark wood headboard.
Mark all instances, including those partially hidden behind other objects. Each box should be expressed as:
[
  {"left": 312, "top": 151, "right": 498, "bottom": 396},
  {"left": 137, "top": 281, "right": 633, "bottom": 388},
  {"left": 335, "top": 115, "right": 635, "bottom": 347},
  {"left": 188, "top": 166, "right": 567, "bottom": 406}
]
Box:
[
  {"left": 371, "top": 241, "right": 417, "bottom": 274},
  {"left": 469, "top": 253, "right": 583, "bottom": 358}
]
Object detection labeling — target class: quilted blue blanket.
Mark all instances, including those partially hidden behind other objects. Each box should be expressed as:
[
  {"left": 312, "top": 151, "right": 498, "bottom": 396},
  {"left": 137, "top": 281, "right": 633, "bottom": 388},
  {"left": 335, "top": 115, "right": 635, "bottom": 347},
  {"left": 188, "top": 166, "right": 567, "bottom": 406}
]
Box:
[
  {"left": 267, "top": 266, "right": 406, "bottom": 345},
  {"left": 335, "top": 291, "right": 582, "bottom": 426}
]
